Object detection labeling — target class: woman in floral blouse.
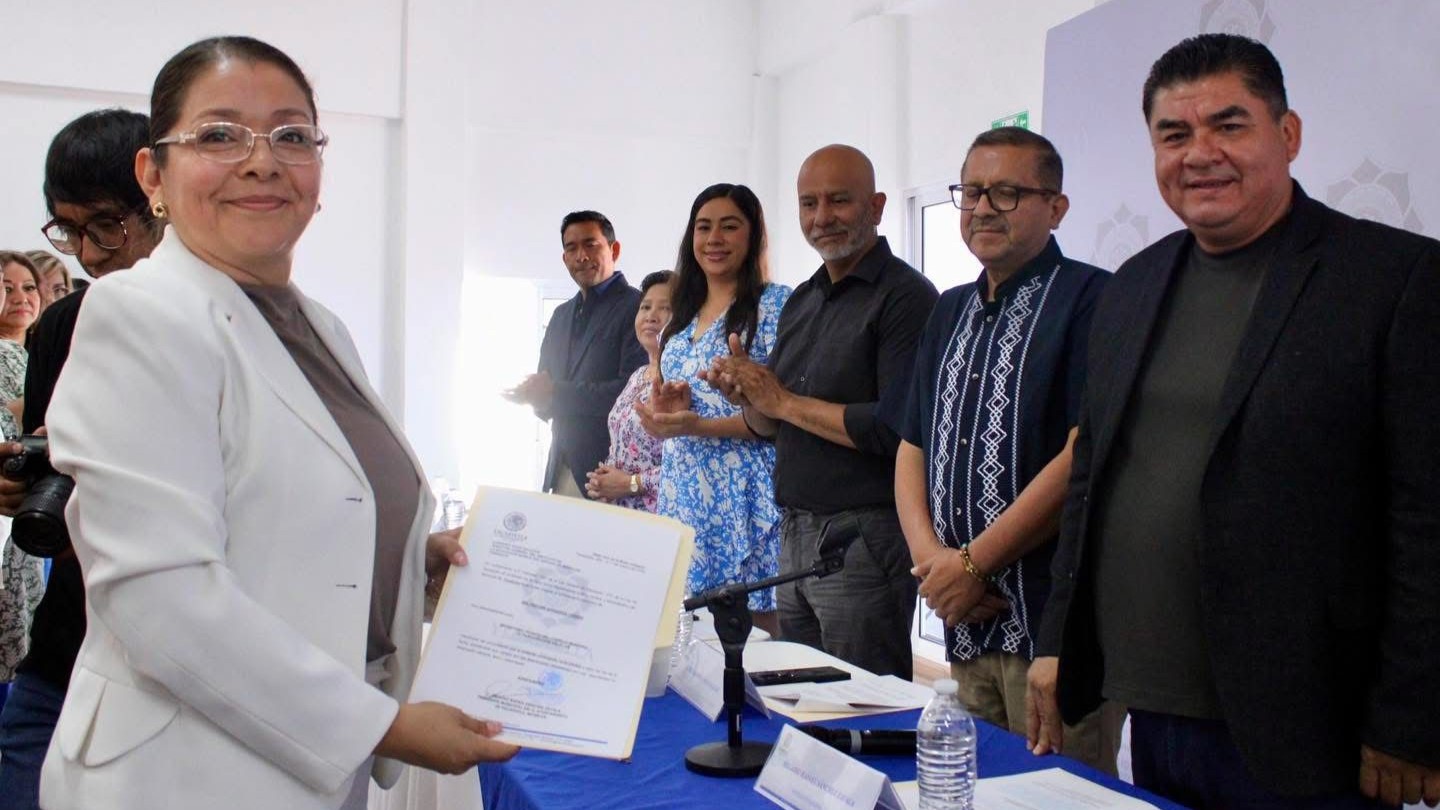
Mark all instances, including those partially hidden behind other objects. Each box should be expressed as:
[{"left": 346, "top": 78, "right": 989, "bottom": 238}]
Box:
[
  {"left": 584, "top": 270, "right": 673, "bottom": 512},
  {"left": 637, "top": 183, "right": 791, "bottom": 635}
]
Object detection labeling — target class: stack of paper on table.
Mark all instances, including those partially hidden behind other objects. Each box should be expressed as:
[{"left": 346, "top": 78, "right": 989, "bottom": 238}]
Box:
[
  {"left": 759, "top": 674, "right": 934, "bottom": 713},
  {"left": 410, "top": 487, "right": 693, "bottom": 760}
]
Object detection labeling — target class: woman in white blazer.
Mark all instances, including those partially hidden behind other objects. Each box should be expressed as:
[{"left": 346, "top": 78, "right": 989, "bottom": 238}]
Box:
[{"left": 38, "top": 37, "right": 517, "bottom": 810}]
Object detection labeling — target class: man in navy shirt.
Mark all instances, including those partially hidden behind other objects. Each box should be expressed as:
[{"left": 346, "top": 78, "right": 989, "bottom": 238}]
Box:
[
  {"left": 895, "top": 127, "right": 1118, "bottom": 772},
  {"left": 507, "top": 211, "right": 645, "bottom": 496}
]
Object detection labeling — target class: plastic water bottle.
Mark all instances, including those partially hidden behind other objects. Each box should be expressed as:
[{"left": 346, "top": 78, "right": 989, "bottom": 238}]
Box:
[
  {"left": 917, "top": 678, "right": 976, "bottom": 809},
  {"left": 441, "top": 488, "right": 468, "bottom": 530},
  {"left": 667, "top": 610, "right": 695, "bottom": 680}
]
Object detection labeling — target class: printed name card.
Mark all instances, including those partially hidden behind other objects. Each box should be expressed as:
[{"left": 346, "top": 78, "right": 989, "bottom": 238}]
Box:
[
  {"left": 755, "top": 725, "right": 905, "bottom": 810},
  {"left": 669, "top": 640, "right": 770, "bottom": 720}
]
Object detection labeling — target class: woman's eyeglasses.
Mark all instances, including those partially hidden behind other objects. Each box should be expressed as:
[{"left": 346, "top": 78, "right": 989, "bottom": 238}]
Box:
[{"left": 153, "top": 122, "right": 328, "bottom": 165}]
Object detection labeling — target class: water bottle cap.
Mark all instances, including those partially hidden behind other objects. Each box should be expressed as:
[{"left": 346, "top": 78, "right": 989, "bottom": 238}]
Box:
[{"left": 932, "top": 678, "right": 959, "bottom": 695}]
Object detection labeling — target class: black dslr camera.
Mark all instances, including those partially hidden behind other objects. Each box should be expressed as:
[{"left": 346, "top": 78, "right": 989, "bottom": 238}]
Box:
[{"left": 2, "top": 435, "right": 76, "bottom": 557}]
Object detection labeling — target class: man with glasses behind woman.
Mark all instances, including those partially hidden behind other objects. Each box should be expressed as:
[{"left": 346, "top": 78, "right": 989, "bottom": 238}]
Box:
[
  {"left": 0, "top": 108, "right": 162, "bottom": 810},
  {"left": 30, "top": 109, "right": 162, "bottom": 424}
]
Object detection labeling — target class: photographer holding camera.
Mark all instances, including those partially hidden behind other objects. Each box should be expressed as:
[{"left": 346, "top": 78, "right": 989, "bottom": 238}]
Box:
[{"left": 0, "top": 109, "right": 161, "bottom": 810}]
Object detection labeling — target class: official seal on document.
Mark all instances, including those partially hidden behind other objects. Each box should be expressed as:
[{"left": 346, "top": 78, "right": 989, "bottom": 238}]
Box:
[{"left": 503, "top": 511, "right": 528, "bottom": 532}]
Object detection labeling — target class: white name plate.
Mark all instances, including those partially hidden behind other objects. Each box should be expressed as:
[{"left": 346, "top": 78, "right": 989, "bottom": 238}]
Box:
[
  {"left": 669, "top": 640, "right": 770, "bottom": 721},
  {"left": 755, "top": 725, "right": 904, "bottom": 810}
]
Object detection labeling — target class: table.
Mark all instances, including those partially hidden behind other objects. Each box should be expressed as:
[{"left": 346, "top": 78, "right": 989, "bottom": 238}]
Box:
[{"left": 479, "top": 691, "right": 1185, "bottom": 809}]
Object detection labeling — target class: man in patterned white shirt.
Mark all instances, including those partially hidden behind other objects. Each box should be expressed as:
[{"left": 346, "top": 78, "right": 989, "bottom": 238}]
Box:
[{"left": 894, "top": 127, "right": 1120, "bottom": 773}]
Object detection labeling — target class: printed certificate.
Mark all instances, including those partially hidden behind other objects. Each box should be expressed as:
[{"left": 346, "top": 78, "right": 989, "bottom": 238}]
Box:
[{"left": 410, "top": 486, "right": 693, "bottom": 759}]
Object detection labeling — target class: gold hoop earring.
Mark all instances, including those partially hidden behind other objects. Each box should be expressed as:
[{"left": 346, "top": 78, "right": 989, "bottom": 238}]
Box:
[{"left": 151, "top": 201, "right": 168, "bottom": 219}]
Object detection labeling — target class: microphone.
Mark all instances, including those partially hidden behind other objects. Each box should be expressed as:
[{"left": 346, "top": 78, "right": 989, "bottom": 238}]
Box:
[{"left": 800, "top": 726, "right": 917, "bottom": 757}]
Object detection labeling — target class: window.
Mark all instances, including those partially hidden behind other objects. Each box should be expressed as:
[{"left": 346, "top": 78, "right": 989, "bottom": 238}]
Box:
[
  {"left": 454, "top": 276, "right": 574, "bottom": 496},
  {"left": 905, "top": 182, "right": 983, "bottom": 294}
]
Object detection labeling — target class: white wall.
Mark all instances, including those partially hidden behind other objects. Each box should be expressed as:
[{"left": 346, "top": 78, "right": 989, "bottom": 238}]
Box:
[
  {"left": 398, "top": 0, "right": 475, "bottom": 486},
  {"left": 464, "top": 0, "right": 759, "bottom": 282},
  {"left": 0, "top": 0, "right": 403, "bottom": 117}
]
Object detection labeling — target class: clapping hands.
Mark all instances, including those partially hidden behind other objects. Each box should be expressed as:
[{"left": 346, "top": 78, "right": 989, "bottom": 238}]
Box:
[
  {"left": 700, "top": 333, "right": 787, "bottom": 417},
  {"left": 635, "top": 377, "right": 699, "bottom": 438}
]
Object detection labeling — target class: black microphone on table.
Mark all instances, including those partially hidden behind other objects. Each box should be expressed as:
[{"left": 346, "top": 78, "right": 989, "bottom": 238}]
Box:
[{"left": 800, "top": 726, "right": 917, "bottom": 757}]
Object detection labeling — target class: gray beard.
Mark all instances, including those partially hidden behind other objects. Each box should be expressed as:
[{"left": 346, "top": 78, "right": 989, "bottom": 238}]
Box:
[{"left": 808, "top": 225, "right": 875, "bottom": 262}]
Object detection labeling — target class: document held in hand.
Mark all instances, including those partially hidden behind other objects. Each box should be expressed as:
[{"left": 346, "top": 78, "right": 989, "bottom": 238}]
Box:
[{"left": 410, "top": 486, "right": 694, "bottom": 759}]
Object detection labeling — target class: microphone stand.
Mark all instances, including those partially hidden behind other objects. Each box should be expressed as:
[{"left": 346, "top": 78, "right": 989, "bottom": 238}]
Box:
[{"left": 681, "top": 554, "right": 845, "bottom": 777}]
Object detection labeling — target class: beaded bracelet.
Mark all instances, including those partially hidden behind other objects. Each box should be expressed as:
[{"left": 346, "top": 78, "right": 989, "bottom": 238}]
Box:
[{"left": 958, "top": 543, "right": 993, "bottom": 584}]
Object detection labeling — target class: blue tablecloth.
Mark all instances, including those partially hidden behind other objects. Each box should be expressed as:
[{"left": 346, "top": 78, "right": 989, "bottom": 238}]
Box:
[{"left": 479, "top": 691, "right": 1185, "bottom": 809}]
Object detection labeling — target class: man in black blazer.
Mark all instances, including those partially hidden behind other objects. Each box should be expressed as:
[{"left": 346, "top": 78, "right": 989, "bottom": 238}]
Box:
[
  {"left": 507, "top": 211, "right": 646, "bottom": 496},
  {"left": 1027, "top": 35, "right": 1440, "bottom": 808}
]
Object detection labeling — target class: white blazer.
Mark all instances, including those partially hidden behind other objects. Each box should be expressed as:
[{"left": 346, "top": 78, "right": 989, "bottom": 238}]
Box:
[{"left": 39, "top": 234, "right": 434, "bottom": 810}]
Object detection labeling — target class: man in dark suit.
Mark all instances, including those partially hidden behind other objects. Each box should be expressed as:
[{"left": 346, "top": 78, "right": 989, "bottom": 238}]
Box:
[
  {"left": 1026, "top": 34, "right": 1440, "bottom": 808},
  {"left": 507, "top": 211, "right": 646, "bottom": 496}
]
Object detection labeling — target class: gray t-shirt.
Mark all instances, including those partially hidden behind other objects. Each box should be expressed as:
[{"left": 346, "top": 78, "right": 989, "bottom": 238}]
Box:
[
  {"left": 1092, "top": 223, "right": 1282, "bottom": 719},
  {"left": 242, "top": 284, "right": 420, "bottom": 663}
]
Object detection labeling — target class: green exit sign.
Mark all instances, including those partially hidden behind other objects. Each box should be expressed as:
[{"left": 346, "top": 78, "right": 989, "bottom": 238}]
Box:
[{"left": 992, "top": 110, "right": 1030, "bottom": 130}]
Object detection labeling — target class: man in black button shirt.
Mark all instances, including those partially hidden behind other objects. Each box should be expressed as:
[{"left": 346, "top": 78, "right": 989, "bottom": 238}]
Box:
[
  {"left": 0, "top": 109, "right": 161, "bottom": 810},
  {"left": 894, "top": 127, "right": 1116, "bottom": 772},
  {"left": 708, "top": 145, "right": 936, "bottom": 678},
  {"left": 1031, "top": 34, "right": 1440, "bottom": 808}
]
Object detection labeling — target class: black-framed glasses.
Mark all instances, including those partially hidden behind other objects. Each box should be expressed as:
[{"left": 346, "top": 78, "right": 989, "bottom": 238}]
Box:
[
  {"left": 41, "top": 214, "right": 134, "bottom": 254},
  {"left": 949, "top": 183, "right": 1058, "bottom": 212},
  {"left": 153, "top": 122, "right": 328, "bottom": 165}
]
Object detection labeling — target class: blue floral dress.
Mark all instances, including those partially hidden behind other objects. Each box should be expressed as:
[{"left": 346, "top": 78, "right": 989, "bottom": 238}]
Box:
[{"left": 658, "top": 283, "right": 791, "bottom": 611}]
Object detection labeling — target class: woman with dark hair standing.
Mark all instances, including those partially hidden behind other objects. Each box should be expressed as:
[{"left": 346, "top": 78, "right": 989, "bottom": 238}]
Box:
[
  {"left": 639, "top": 184, "right": 790, "bottom": 633},
  {"left": 38, "top": 36, "right": 514, "bottom": 810}
]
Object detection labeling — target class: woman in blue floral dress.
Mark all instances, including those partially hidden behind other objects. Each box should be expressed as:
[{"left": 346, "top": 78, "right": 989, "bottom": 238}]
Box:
[{"left": 638, "top": 184, "right": 791, "bottom": 634}]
